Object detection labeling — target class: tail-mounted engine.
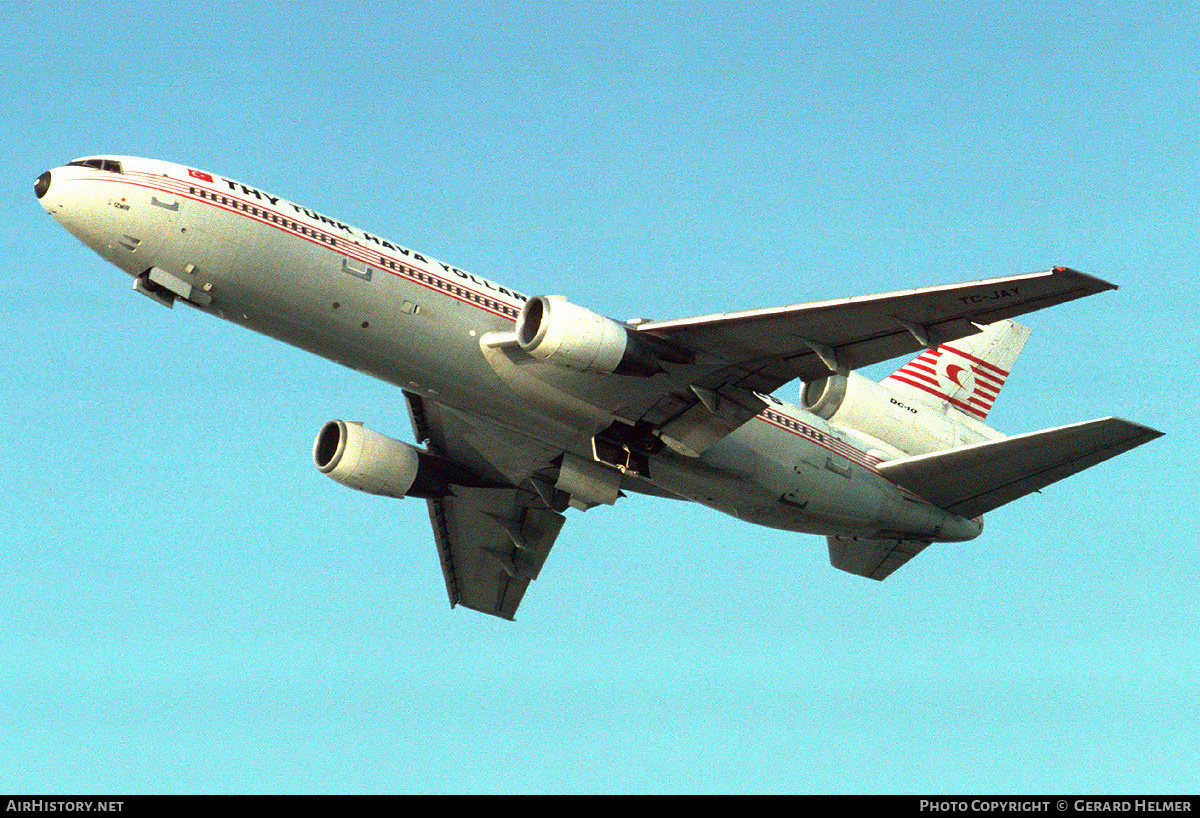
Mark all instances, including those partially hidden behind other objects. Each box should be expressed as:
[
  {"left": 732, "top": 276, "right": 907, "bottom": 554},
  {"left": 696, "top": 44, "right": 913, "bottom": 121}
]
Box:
[
  {"left": 515, "top": 295, "right": 662, "bottom": 376},
  {"left": 801, "top": 371, "right": 996, "bottom": 456},
  {"left": 313, "top": 420, "right": 477, "bottom": 498}
]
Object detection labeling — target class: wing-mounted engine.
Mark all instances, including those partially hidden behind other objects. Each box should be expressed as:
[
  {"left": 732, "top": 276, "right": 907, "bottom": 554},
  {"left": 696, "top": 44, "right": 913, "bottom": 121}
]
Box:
[
  {"left": 479, "top": 295, "right": 691, "bottom": 449},
  {"left": 313, "top": 420, "right": 490, "bottom": 498},
  {"left": 515, "top": 295, "right": 663, "bottom": 376},
  {"left": 484, "top": 294, "right": 767, "bottom": 468},
  {"left": 802, "top": 371, "right": 998, "bottom": 457}
]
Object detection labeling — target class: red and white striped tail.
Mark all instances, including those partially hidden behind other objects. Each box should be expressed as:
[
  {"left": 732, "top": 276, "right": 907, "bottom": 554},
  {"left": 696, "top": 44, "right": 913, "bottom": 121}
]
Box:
[{"left": 882, "top": 320, "right": 1032, "bottom": 421}]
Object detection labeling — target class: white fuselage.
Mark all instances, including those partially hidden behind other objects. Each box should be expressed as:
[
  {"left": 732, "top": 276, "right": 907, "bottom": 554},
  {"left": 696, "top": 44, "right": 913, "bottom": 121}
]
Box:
[{"left": 37, "top": 156, "right": 981, "bottom": 544}]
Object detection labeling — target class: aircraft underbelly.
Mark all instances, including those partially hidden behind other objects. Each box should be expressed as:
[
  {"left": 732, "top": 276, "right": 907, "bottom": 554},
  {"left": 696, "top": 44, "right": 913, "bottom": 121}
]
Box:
[
  {"left": 125, "top": 196, "right": 977, "bottom": 544},
  {"left": 658, "top": 418, "right": 979, "bottom": 541},
  {"left": 196, "top": 236, "right": 971, "bottom": 542}
]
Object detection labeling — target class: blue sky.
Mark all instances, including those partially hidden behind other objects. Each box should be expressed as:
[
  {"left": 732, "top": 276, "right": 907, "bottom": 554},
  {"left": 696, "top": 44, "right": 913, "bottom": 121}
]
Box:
[{"left": 2, "top": 2, "right": 1195, "bottom": 793}]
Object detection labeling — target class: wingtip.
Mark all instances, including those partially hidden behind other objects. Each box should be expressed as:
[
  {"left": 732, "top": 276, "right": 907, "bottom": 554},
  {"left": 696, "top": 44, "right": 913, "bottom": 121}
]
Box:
[
  {"left": 1127, "top": 417, "right": 1166, "bottom": 438},
  {"left": 1094, "top": 416, "right": 1165, "bottom": 444},
  {"left": 1051, "top": 266, "right": 1119, "bottom": 292}
]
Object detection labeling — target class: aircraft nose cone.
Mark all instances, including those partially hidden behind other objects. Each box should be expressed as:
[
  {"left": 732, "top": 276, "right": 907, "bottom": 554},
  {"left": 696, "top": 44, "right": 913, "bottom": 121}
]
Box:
[{"left": 34, "top": 170, "right": 51, "bottom": 199}]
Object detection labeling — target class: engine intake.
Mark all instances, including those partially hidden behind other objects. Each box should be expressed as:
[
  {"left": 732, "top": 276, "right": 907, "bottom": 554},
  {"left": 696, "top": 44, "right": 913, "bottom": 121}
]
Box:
[
  {"left": 314, "top": 420, "right": 461, "bottom": 498},
  {"left": 801, "top": 374, "right": 849, "bottom": 420},
  {"left": 516, "top": 295, "right": 661, "bottom": 376}
]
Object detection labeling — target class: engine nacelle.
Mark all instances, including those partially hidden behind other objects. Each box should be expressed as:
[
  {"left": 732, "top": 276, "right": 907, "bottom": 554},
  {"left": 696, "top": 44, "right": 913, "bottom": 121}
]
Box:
[
  {"left": 313, "top": 420, "right": 455, "bottom": 498},
  {"left": 801, "top": 372, "right": 997, "bottom": 456},
  {"left": 515, "top": 295, "right": 661, "bottom": 376}
]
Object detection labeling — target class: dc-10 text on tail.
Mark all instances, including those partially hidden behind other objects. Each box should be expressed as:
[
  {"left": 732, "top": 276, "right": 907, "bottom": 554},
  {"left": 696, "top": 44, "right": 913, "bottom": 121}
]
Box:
[{"left": 36, "top": 157, "right": 1162, "bottom": 619}]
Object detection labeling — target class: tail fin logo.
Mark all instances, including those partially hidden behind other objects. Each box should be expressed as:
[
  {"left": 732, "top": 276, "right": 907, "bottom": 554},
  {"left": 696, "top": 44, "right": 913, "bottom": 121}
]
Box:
[
  {"left": 944, "top": 363, "right": 973, "bottom": 390},
  {"left": 884, "top": 319, "right": 1029, "bottom": 422}
]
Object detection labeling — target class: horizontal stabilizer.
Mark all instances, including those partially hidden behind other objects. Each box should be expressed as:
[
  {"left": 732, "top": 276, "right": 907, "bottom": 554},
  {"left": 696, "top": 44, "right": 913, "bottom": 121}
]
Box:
[
  {"left": 828, "top": 536, "right": 929, "bottom": 580},
  {"left": 877, "top": 417, "right": 1163, "bottom": 519}
]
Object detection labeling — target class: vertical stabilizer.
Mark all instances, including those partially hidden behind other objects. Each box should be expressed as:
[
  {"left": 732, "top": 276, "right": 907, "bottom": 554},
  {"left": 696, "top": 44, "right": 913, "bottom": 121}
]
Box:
[{"left": 882, "top": 320, "right": 1031, "bottom": 421}]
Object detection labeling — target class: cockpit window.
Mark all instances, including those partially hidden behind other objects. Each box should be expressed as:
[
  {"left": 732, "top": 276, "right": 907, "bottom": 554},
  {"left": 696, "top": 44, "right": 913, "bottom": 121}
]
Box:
[{"left": 67, "top": 158, "right": 124, "bottom": 173}]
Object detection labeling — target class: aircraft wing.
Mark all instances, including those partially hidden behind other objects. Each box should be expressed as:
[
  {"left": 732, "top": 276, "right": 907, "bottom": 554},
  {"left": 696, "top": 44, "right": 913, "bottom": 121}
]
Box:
[
  {"left": 404, "top": 392, "right": 567, "bottom": 620},
  {"left": 622, "top": 267, "right": 1117, "bottom": 455}
]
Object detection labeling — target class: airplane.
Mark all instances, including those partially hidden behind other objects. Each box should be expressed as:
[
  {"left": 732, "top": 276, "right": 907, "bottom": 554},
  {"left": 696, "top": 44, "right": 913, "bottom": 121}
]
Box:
[{"left": 35, "top": 155, "right": 1163, "bottom": 620}]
